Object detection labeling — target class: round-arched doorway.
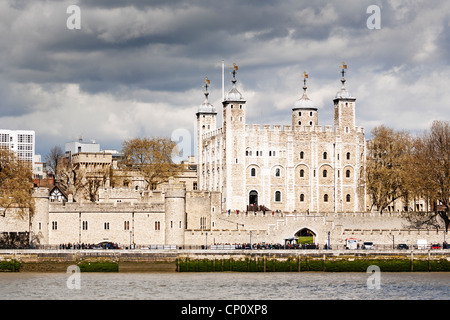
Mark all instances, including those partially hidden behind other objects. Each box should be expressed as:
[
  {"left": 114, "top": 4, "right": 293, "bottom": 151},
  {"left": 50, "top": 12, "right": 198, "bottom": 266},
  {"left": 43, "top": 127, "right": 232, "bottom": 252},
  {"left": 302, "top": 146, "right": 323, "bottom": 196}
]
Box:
[
  {"left": 249, "top": 190, "right": 258, "bottom": 207},
  {"left": 294, "top": 228, "right": 316, "bottom": 244}
]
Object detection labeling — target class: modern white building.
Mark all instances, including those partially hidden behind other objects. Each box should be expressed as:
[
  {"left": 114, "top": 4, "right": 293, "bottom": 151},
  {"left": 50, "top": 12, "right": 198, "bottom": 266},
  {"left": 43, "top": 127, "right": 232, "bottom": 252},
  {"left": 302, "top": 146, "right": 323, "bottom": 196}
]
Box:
[
  {"left": 0, "top": 129, "right": 36, "bottom": 168},
  {"left": 65, "top": 137, "right": 100, "bottom": 158}
]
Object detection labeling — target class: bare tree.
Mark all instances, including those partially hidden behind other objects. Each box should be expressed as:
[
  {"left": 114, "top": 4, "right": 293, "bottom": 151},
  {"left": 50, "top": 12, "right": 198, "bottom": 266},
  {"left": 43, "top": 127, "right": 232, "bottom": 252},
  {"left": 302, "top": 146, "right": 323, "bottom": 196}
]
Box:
[
  {"left": 366, "top": 125, "right": 413, "bottom": 213},
  {"left": 44, "top": 145, "right": 64, "bottom": 176},
  {"left": 120, "top": 136, "right": 182, "bottom": 190},
  {"left": 412, "top": 120, "right": 450, "bottom": 231}
]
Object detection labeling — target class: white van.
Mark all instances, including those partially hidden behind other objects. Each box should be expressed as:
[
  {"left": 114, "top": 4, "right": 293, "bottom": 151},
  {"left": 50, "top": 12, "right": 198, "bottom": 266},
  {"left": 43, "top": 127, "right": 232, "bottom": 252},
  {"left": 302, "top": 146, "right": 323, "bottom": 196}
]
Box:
[
  {"left": 417, "top": 239, "right": 427, "bottom": 250},
  {"left": 363, "top": 241, "right": 374, "bottom": 250}
]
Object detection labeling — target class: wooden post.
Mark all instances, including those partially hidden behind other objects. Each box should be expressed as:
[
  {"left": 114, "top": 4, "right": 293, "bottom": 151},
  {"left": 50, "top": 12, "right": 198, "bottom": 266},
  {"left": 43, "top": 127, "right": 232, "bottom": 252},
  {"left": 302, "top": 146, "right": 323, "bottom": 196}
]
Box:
[
  {"left": 410, "top": 251, "right": 414, "bottom": 272},
  {"left": 323, "top": 254, "right": 326, "bottom": 271},
  {"left": 298, "top": 255, "right": 301, "bottom": 272},
  {"left": 263, "top": 256, "right": 266, "bottom": 272}
]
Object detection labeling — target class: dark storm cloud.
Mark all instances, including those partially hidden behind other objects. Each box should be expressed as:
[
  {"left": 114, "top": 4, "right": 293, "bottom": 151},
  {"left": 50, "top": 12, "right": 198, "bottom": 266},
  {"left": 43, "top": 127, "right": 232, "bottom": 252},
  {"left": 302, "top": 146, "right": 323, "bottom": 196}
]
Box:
[{"left": 0, "top": 0, "right": 449, "bottom": 156}]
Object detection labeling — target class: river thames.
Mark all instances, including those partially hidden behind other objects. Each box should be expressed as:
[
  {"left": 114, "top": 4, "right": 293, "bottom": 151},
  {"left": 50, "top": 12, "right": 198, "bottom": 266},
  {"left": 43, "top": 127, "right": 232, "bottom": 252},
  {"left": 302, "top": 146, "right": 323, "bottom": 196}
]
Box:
[{"left": 0, "top": 272, "right": 448, "bottom": 300}]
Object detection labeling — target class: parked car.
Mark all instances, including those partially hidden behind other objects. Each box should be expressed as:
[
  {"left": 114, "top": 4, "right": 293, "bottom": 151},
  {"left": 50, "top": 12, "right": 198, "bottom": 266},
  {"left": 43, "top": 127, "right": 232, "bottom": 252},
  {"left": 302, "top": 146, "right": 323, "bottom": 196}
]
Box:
[
  {"left": 397, "top": 244, "right": 409, "bottom": 250},
  {"left": 431, "top": 243, "right": 441, "bottom": 249},
  {"left": 362, "top": 241, "right": 374, "bottom": 250}
]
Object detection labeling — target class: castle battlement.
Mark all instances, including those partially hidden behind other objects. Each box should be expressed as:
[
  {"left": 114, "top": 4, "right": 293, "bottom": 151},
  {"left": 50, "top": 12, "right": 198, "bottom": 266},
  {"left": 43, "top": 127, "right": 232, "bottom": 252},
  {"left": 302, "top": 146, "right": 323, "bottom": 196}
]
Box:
[
  {"left": 202, "top": 128, "right": 223, "bottom": 140},
  {"left": 49, "top": 201, "right": 165, "bottom": 213}
]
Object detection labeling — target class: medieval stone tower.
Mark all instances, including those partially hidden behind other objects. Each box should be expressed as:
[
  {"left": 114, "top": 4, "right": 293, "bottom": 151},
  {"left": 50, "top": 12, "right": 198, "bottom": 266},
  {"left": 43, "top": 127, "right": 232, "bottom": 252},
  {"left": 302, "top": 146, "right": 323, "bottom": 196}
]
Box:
[
  {"left": 222, "top": 64, "right": 247, "bottom": 211},
  {"left": 196, "top": 62, "right": 366, "bottom": 214},
  {"left": 196, "top": 77, "right": 217, "bottom": 192}
]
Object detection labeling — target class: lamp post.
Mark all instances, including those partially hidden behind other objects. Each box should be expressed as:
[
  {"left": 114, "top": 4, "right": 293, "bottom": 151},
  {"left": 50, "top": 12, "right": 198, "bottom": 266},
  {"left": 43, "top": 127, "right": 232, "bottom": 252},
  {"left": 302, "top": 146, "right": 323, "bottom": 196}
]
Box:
[
  {"left": 249, "top": 231, "right": 252, "bottom": 250},
  {"left": 129, "top": 230, "right": 132, "bottom": 250},
  {"left": 327, "top": 231, "right": 331, "bottom": 250},
  {"left": 205, "top": 232, "right": 208, "bottom": 250}
]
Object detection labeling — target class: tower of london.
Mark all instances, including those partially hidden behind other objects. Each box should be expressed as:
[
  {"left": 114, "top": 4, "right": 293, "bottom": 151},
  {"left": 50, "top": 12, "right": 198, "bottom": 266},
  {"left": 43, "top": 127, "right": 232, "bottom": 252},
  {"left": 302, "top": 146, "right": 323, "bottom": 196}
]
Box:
[{"left": 197, "top": 64, "right": 366, "bottom": 214}]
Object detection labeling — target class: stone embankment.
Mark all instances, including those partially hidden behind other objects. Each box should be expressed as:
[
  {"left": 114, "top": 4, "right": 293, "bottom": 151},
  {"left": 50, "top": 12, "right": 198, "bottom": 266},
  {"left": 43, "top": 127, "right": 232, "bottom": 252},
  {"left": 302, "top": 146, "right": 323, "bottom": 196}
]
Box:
[{"left": 0, "top": 249, "right": 449, "bottom": 272}]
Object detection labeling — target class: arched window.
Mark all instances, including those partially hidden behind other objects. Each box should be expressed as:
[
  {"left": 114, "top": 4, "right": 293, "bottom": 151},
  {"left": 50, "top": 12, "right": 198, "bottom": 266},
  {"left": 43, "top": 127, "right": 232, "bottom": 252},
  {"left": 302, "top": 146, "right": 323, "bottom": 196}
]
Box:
[
  {"left": 275, "top": 168, "right": 280, "bottom": 177},
  {"left": 346, "top": 169, "right": 351, "bottom": 178},
  {"left": 300, "top": 169, "right": 304, "bottom": 177},
  {"left": 346, "top": 152, "right": 350, "bottom": 160},
  {"left": 300, "top": 151, "right": 304, "bottom": 159},
  {"left": 346, "top": 194, "right": 351, "bottom": 202},
  {"left": 251, "top": 168, "right": 256, "bottom": 177},
  {"left": 300, "top": 194, "right": 305, "bottom": 202},
  {"left": 323, "top": 152, "right": 327, "bottom": 160},
  {"left": 275, "top": 191, "right": 281, "bottom": 202},
  {"left": 323, "top": 169, "right": 327, "bottom": 178},
  {"left": 324, "top": 194, "right": 328, "bottom": 202},
  {"left": 298, "top": 121, "right": 301, "bottom": 125}
]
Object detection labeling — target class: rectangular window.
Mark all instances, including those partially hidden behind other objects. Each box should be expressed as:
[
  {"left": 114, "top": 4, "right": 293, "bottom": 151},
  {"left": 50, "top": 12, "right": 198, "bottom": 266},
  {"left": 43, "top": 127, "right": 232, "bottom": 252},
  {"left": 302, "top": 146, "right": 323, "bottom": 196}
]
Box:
[
  {"left": 82, "top": 221, "right": 88, "bottom": 230},
  {"left": 155, "top": 221, "right": 160, "bottom": 231},
  {"left": 52, "top": 221, "right": 57, "bottom": 230},
  {"left": 104, "top": 222, "right": 110, "bottom": 230},
  {"left": 124, "top": 221, "right": 130, "bottom": 230}
]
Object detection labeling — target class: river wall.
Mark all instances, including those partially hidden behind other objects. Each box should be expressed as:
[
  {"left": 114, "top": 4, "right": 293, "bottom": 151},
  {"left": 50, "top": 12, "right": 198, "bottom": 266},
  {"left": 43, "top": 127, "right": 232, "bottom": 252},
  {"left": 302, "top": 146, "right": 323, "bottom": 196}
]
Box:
[{"left": 0, "top": 249, "right": 449, "bottom": 272}]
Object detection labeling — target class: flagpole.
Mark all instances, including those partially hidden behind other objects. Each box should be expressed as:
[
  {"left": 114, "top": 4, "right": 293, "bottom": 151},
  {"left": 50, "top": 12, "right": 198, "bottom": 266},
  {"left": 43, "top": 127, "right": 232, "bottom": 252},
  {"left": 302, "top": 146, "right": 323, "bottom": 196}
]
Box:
[{"left": 222, "top": 60, "right": 225, "bottom": 101}]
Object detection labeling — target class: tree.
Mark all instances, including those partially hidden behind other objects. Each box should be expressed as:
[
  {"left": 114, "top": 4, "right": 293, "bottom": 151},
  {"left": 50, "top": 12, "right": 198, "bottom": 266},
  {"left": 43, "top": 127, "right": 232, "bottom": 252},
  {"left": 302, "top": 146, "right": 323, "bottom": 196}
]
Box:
[
  {"left": 0, "top": 148, "right": 34, "bottom": 219},
  {"left": 366, "top": 125, "right": 413, "bottom": 213},
  {"left": 411, "top": 120, "right": 450, "bottom": 231},
  {"left": 44, "top": 145, "right": 64, "bottom": 176},
  {"left": 120, "top": 136, "right": 182, "bottom": 190}
]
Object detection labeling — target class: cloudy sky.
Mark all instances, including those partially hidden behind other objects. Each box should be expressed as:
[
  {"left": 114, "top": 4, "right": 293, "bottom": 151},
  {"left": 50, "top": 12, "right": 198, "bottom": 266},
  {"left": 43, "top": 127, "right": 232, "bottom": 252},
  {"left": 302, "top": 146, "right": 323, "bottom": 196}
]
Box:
[{"left": 0, "top": 0, "right": 449, "bottom": 158}]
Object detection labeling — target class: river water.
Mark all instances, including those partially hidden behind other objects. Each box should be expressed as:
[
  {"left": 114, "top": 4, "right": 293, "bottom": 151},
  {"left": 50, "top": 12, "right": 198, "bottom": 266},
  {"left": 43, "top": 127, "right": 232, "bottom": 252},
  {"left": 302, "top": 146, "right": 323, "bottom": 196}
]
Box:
[{"left": 0, "top": 272, "right": 448, "bottom": 300}]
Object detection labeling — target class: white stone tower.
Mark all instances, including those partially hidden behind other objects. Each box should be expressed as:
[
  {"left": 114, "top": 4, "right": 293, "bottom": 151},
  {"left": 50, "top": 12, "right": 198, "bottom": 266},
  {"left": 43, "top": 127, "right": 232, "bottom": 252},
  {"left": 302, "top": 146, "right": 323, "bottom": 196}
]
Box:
[
  {"left": 292, "top": 72, "right": 319, "bottom": 127},
  {"left": 222, "top": 63, "right": 246, "bottom": 211},
  {"left": 334, "top": 62, "right": 356, "bottom": 131},
  {"left": 196, "top": 77, "right": 217, "bottom": 190}
]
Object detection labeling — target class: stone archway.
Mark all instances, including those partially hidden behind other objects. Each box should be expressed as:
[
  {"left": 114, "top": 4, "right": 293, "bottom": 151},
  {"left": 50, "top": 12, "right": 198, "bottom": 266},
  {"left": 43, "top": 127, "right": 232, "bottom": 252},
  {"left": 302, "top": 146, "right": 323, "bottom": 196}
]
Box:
[
  {"left": 249, "top": 190, "right": 258, "bottom": 206},
  {"left": 294, "top": 228, "right": 316, "bottom": 243}
]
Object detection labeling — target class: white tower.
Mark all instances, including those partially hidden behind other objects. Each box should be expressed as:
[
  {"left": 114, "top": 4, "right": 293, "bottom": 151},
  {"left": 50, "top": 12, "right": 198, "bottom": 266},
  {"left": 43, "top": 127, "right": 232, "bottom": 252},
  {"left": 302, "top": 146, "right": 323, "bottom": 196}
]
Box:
[
  {"left": 222, "top": 63, "right": 246, "bottom": 211},
  {"left": 196, "top": 77, "right": 217, "bottom": 190},
  {"left": 292, "top": 72, "right": 319, "bottom": 127},
  {"left": 334, "top": 62, "right": 356, "bottom": 131}
]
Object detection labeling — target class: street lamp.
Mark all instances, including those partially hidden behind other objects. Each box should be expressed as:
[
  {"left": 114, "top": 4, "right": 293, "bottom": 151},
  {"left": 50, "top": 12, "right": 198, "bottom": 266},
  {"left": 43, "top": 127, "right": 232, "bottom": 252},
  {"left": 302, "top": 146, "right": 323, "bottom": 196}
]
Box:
[
  {"left": 327, "top": 231, "right": 331, "bottom": 250},
  {"left": 129, "top": 230, "right": 132, "bottom": 250},
  {"left": 205, "top": 232, "right": 208, "bottom": 250},
  {"left": 249, "top": 231, "right": 252, "bottom": 250}
]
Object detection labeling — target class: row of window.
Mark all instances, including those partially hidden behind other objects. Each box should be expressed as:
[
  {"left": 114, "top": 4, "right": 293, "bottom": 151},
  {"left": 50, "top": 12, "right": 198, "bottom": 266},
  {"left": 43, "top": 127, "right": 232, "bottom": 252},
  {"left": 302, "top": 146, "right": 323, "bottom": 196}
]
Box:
[
  {"left": 250, "top": 167, "right": 353, "bottom": 178},
  {"left": 245, "top": 151, "right": 353, "bottom": 160},
  {"left": 52, "top": 221, "right": 161, "bottom": 231},
  {"left": 18, "top": 134, "right": 33, "bottom": 143},
  {"left": 298, "top": 111, "right": 315, "bottom": 117},
  {"left": 273, "top": 191, "right": 352, "bottom": 203}
]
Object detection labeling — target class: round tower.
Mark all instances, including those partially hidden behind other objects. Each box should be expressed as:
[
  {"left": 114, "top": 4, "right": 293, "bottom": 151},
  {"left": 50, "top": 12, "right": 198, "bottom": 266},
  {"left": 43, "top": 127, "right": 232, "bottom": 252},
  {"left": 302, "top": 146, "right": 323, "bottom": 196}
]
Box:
[
  {"left": 164, "top": 184, "right": 186, "bottom": 246},
  {"left": 292, "top": 72, "right": 318, "bottom": 127}
]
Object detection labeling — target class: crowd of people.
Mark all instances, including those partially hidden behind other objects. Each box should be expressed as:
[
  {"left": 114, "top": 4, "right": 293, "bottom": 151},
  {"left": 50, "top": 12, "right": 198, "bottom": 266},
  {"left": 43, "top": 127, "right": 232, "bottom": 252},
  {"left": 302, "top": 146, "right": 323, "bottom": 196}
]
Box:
[
  {"left": 232, "top": 242, "right": 319, "bottom": 250},
  {"left": 58, "top": 242, "right": 121, "bottom": 250}
]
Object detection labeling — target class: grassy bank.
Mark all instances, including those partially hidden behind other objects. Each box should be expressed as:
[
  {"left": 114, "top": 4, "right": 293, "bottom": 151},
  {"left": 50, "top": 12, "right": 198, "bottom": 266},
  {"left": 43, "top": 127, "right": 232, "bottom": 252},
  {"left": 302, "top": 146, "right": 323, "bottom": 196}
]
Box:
[
  {"left": 0, "top": 259, "right": 21, "bottom": 272},
  {"left": 177, "top": 256, "right": 450, "bottom": 272}
]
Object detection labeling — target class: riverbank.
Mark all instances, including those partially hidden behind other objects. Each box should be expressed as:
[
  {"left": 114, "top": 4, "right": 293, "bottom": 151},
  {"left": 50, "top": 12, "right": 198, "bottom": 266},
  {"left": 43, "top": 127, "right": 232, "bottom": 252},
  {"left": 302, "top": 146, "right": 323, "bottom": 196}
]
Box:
[{"left": 0, "top": 249, "right": 449, "bottom": 272}]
